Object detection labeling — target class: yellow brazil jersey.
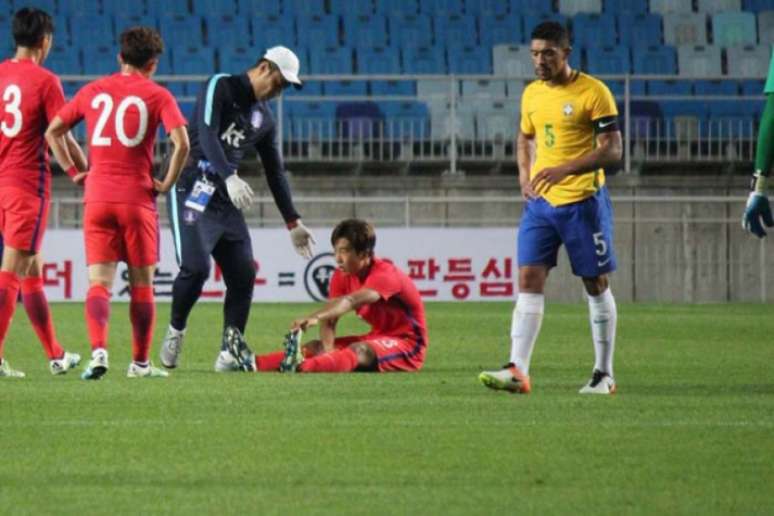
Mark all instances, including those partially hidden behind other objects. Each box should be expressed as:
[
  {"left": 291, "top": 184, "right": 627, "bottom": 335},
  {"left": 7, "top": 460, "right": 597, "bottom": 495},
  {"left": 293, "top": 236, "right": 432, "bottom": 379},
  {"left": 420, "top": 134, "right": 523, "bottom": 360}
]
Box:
[{"left": 520, "top": 71, "right": 618, "bottom": 206}]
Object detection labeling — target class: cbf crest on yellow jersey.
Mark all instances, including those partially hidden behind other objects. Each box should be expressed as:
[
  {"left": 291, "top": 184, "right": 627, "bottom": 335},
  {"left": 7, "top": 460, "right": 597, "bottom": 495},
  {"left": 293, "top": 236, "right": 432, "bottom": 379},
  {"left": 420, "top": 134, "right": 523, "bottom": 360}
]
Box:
[{"left": 520, "top": 71, "right": 618, "bottom": 206}]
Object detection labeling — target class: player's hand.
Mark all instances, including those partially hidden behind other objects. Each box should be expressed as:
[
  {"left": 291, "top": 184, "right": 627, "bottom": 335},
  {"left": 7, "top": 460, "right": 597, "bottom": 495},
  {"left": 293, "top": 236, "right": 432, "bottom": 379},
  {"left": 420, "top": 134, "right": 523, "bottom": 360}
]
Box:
[
  {"left": 289, "top": 219, "right": 317, "bottom": 259},
  {"left": 72, "top": 171, "right": 88, "bottom": 186},
  {"left": 531, "top": 165, "right": 571, "bottom": 195},
  {"left": 742, "top": 192, "right": 774, "bottom": 238},
  {"left": 291, "top": 316, "right": 319, "bottom": 332},
  {"left": 520, "top": 176, "right": 539, "bottom": 200},
  {"left": 225, "top": 172, "right": 255, "bottom": 211},
  {"left": 153, "top": 178, "right": 174, "bottom": 194}
]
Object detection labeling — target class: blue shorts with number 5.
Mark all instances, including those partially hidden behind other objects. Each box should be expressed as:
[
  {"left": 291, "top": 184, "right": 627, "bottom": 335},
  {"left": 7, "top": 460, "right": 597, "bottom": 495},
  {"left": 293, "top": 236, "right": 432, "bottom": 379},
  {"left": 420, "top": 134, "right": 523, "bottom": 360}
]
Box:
[{"left": 517, "top": 186, "right": 616, "bottom": 277}]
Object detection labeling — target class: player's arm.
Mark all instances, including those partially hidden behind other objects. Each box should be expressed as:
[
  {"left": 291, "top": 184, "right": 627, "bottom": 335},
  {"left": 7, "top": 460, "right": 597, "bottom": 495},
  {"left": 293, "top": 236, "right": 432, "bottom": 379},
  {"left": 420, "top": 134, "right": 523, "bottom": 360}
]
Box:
[
  {"left": 64, "top": 132, "right": 88, "bottom": 172},
  {"left": 196, "top": 76, "right": 237, "bottom": 179},
  {"left": 291, "top": 288, "right": 381, "bottom": 332},
  {"left": 531, "top": 122, "right": 622, "bottom": 195},
  {"left": 45, "top": 116, "right": 87, "bottom": 185},
  {"left": 257, "top": 127, "right": 316, "bottom": 258},
  {"left": 517, "top": 130, "right": 537, "bottom": 200},
  {"left": 743, "top": 93, "right": 774, "bottom": 237},
  {"left": 319, "top": 317, "right": 338, "bottom": 351},
  {"left": 154, "top": 126, "right": 190, "bottom": 193}
]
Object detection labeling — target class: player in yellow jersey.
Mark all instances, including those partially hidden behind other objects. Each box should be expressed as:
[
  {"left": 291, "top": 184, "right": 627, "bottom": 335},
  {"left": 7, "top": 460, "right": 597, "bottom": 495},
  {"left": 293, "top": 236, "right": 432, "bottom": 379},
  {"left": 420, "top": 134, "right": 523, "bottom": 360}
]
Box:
[{"left": 479, "top": 22, "right": 623, "bottom": 395}]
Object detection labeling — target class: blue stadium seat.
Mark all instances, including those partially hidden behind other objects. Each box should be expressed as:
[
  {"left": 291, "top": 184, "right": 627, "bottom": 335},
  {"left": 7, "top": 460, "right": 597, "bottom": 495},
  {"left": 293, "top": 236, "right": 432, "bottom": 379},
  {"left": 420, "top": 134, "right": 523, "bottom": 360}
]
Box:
[
  {"left": 371, "top": 80, "right": 416, "bottom": 96},
  {"left": 523, "top": 13, "right": 569, "bottom": 40},
  {"left": 45, "top": 45, "right": 81, "bottom": 75},
  {"left": 479, "top": 14, "right": 522, "bottom": 47},
  {"left": 296, "top": 14, "right": 339, "bottom": 48},
  {"left": 632, "top": 45, "right": 677, "bottom": 75},
  {"left": 51, "top": 14, "right": 70, "bottom": 45},
  {"left": 659, "top": 99, "right": 709, "bottom": 140},
  {"left": 174, "top": 47, "right": 216, "bottom": 94},
  {"left": 103, "top": 0, "right": 146, "bottom": 17},
  {"left": 192, "top": 0, "right": 236, "bottom": 16},
  {"left": 70, "top": 14, "right": 115, "bottom": 48},
  {"left": 606, "top": 80, "right": 646, "bottom": 97},
  {"left": 237, "top": 0, "right": 282, "bottom": 16},
  {"left": 309, "top": 46, "right": 352, "bottom": 74},
  {"left": 219, "top": 46, "right": 259, "bottom": 72},
  {"left": 572, "top": 13, "right": 616, "bottom": 48},
  {"left": 357, "top": 46, "right": 401, "bottom": 73},
  {"left": 160, "top": 14, "right": 204, "bottom": 49},
  {"left": 677, "top": 45, "right": 722, "bottom": 77},
  {"left": 697, "top": 0, "right": 741, "bottom": 12},
  {"left": 402, "top": 45, "right": 446, "bottom": 74},
  {"left": 435, "top": 13, "right": 478, "bottom": 49},
  {"left": 323, "top": 79, "right": 368, "bottom": 96},
  {"left": 743, "top": 0, "right": 774, "bottom": 11},
  {"left": 648, "top": 79, "right": 693, "bottom": 96},
  {"left": 26, "top": 0, "right": 56, "bottom": 14},
  {"left": 708, "top": 100, "right": 761, "bottom": 138},
  {"left": 604, "top": 0, "right": 647, "bottom": 14},
  {"left": 147, "top": 0, "right": 190, "bottom": 16},
  {"left": 512, "top": 0, "right": 554, "bottom": 14},
  {"left": 461, "top": 79, "right": 507, "bottom": 99},
  {"left": 207, "top": 15, "right": 251, "bottom": 48},
  {"left": 759, "top": 11, "right": 774, "bottom": 45},
  {"left": 712, "top": 12, "right": 757, "bottom": 47},
  {"left": 617, "top": 13, "right": 662, "bottom": 48},
  {"left": 82, "top": 45, "right": 118, "bottom": 75},
  {"left": 463, "top": 0, "right": 509, "bottom": 16},
  {"left": 448, "top": 45, "right": 492, "bottom": 74},
  {"left": 252, "top": 14, "right": 295, "bottom": 49},
  {"left": 335, "top": 102, "right": 385, "bottom": 139},
  {"left": 694, "top": 80, "right": 739, "bottom": 95},
  {"left": 375, "top": 0, "right": 418, "bottom": 17},
  {"left": 586, "top": 45, "right": 631, "bottom": 74},
  {"left": 59, "top": 0, "right": 98, "bottom": 14},
  {"left": 343, "top": 14, "right": 388, "bottom": 48},
  {"left": 418, "top": 0, "right": 464, "bottom": 16},
  {"left": 388, "top": 14, "right": 433, "bottom": 48},
  {"left": 663, "top": 12, "right": 708, "bottom": 46},
  {"left": 558, "top": 0, "right": 602, "bottom": 16},
  {"left": 329, "top": 0, "right": 374, "bottom": 17},
  {"left": 286, "top": 0, "right": 326, "bottom": 17},
  {"left": 727, "top": 45, "right": 771, "bottom": 77},
  {"left": 740, "top": 79, "right": 765, "bottom": 95},
  {"left": 380, "top": 101, "right": 430, "bottom": 139},
  {"left": 286, "top": 101, "right": 337, "bottom": 140},
  {"left": 114, "top": 14, "right": 158, "bottom": 33}
]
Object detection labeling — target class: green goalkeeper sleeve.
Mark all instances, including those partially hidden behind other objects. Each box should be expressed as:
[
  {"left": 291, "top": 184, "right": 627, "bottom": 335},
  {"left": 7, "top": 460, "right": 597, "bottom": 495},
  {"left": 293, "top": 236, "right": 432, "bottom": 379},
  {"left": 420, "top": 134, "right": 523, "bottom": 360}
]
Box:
[{"left": 755, "top": 94, "right": 774, "bottom": 178}]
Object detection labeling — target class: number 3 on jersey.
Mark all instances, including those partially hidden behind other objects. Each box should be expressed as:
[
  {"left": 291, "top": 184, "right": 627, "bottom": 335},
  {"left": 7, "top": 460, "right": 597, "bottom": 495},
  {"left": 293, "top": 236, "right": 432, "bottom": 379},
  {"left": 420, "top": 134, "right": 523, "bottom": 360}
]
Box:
[
  {"left": 91, "top": 93, "right": 148, "bottom": 147},
  {"left": 1, "top": 84, "right": 23, "bottom": 138}
]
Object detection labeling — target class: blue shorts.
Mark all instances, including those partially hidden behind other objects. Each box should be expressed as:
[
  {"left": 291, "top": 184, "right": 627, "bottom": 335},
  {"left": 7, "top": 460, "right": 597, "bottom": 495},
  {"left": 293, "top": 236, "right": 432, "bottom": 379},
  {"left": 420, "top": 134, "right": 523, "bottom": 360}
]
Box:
[{"left": 517, "top": 187, "right": 617, "bottom": 277}]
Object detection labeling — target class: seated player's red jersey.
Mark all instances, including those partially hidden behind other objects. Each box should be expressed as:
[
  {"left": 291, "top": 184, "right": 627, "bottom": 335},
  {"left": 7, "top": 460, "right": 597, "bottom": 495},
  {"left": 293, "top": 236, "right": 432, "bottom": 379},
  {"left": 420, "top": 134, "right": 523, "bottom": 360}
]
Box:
[
  {"left": 56, "top": 72, "right": 186, "bottom": 209},
  {"left": 0, "top": 58, "right": 66, "bottom": 199},
  {"left": 329, "top": 257, "right": 429, "bottom": 348}
]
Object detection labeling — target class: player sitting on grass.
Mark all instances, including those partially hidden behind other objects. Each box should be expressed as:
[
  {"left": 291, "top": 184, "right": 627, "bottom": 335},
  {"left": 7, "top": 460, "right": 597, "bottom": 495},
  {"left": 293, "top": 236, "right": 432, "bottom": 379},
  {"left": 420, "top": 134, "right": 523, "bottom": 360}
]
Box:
[{"left": 224, "top": 218, "right": 429, "bottom": 374}]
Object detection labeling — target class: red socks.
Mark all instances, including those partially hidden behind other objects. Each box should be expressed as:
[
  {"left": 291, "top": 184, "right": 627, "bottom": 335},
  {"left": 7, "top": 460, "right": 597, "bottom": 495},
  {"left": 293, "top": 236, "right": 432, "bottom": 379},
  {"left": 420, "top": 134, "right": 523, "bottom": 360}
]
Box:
[
  {"left": 129, "top": 286, "right": 155, "bottom": 363},
  {"left": 299, "top": 347, "right": 359, "bottom": 373},
  {"left": 21, "top": 277, "right": 64, "bottom": 360},
  {"left": 85, "top": 284, "right": 110, "bottom": 351},
  {"left": 0, "top": 271, "right": 20, "bottom": 359},
  {"left": 255, "top": 350, "right": 285, "bottom": 371}
]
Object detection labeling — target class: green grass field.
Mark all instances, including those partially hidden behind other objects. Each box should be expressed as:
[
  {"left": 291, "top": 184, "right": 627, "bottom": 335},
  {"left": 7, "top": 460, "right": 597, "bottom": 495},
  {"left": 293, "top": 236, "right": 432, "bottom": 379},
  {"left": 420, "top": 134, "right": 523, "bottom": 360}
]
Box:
[{"left": 1, "top": 302, "right": 773, "bottom": 515}]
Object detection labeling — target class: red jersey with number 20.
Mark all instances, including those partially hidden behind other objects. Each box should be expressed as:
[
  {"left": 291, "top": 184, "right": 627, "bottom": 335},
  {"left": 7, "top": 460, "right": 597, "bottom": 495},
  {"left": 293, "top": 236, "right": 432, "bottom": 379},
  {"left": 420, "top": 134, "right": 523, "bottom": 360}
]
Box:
[
  {"left": 0, "top": 58, "right": 66, "bottom": 198},
  {"left": 56, "top": 72, "right": 186, "bottom": 209},
  {"left": 329, "top": 257, "right": 429, "bottom": 347}
]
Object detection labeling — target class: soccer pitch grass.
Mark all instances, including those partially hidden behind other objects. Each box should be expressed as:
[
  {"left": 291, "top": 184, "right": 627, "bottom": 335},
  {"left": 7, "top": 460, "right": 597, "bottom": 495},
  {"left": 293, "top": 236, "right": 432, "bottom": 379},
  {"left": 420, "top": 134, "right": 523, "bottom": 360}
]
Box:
[{"left": 1, "top": 302, "right": 773, "bottom": 515}]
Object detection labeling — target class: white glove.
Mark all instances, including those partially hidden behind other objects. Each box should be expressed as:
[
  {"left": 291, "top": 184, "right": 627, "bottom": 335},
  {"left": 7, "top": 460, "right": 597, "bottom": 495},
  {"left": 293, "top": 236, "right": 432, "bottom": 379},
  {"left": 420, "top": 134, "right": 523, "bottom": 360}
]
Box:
[
  {"left": 289, "top": 220, "right": 317, "bottom": 259},
  {"left": 225, "top": 172, "right": 255, "bottom": 211}
]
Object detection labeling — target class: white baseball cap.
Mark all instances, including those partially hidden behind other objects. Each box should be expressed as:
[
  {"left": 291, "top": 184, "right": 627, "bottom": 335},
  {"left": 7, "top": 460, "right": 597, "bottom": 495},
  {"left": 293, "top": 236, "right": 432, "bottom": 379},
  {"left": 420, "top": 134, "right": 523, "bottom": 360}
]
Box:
[{"left": 263, "top": 46, "right": 302, "bottom": 88}]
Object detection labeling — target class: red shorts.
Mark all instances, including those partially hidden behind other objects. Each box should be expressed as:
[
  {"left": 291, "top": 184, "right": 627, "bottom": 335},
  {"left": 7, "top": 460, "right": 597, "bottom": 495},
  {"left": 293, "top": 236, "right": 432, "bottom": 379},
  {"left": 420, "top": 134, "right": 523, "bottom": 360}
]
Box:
[
  {"left": 333, "top": 334, "right": 426, "bottom": 372},
  {"left": 0, "top": 188, "right": 48, "bottom": 252},
  {"left": 84, "top": 202, "right": 159, "bottom": 266}
]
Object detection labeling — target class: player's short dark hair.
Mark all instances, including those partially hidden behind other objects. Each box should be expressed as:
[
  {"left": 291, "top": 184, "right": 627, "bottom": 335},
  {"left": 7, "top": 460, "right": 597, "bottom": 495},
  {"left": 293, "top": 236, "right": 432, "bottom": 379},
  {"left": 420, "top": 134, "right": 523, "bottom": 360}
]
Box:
[
  {"left": 531, "top": 21, "right": 570, "bottom": 47},
  {"left": 12, "top": 7, "right": 54, "bottom": 48},
  {"left": 331, "top": 219, "right": 376, "bottom": 257},
  {"left": 119, "top": 26, "right": 164, "bottom": 68}
]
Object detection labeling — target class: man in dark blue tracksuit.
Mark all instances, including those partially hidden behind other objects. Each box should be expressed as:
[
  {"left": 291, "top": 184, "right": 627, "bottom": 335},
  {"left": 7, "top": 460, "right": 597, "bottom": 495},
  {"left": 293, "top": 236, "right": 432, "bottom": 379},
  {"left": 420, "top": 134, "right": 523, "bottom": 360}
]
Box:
[{"left": 159, "top": 46, "right": 316, "bottom": 372}]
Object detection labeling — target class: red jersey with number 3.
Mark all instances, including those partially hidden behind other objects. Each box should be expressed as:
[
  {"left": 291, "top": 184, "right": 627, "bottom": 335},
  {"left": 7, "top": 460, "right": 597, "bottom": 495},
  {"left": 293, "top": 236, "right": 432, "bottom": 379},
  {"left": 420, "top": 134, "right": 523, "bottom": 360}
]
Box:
[
  {"left": 56, "top": 72, "right": 186, "bottom": 208},
  {"left": 0, "top": 58, "right": 66, "bottom": 199},
  {"left": 329, "top": 257, "right": 429, "bottom": 346}
]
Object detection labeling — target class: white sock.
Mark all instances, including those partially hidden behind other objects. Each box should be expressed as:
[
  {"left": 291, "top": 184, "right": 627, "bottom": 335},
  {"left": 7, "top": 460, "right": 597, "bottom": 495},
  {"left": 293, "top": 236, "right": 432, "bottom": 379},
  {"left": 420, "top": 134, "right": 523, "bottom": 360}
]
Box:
[
  {"left": 169, "top": 325, "right": 186, "bottom": 336},
  {"left": 509, "top": 293, "right": 544, "bottom": 374},
  {"left": 588, "top": 288, "right": 617, "bottom": 377}
]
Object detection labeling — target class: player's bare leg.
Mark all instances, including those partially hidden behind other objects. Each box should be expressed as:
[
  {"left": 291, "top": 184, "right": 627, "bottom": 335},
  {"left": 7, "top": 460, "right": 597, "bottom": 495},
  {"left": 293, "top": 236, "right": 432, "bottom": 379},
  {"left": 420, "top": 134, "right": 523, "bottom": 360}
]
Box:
[{"left": 580, "top": 274, "right": 617, "bottom": 394}]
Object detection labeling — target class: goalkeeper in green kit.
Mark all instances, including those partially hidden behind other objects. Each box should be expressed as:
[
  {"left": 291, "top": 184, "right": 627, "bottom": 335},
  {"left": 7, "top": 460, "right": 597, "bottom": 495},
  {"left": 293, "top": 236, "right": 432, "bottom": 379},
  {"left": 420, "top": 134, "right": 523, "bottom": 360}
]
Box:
[{"left": 743, "top": 50, "right": 774, "bottom": 237}]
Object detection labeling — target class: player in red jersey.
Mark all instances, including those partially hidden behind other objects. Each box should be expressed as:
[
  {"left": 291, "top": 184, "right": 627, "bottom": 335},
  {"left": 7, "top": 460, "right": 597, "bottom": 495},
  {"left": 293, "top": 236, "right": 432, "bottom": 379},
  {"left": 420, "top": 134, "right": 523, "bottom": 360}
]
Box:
[
  {"left": 226, "top": 218, "right": 429, "bottom": 374},
  {"left": 45, "top": 26, "right": 190, "bottom": 380},
  {"left": 0, "top": 8, "right": 88, "bottom": 378}
]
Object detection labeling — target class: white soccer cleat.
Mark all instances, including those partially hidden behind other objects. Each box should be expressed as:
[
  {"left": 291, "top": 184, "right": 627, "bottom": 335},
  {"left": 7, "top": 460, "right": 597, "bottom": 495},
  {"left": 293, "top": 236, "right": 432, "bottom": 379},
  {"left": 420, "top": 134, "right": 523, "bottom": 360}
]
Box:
[
  {"left": 81, "top": 349, "right": 109, "bottom": 380},
  {"left": 214, "top": 351, "right": 240, "bottom": 372},
  {"left": 127, "top": 362, "right": 169, "bottom": 379},
  {"left": 49, "top": 351, "right": 81, "bottom": 375},
  {"left": 0, "top": 359, "right": 25, "bottom": 378},
  {"left": 579, "top": 369, "right": 617, "bottom": 394},
  {"left": 478, "top": 363, "right": 531, "bottom": 394},
  {"left": 160, "top": 326, "right": 185, "bottom": 369}
]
